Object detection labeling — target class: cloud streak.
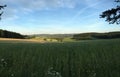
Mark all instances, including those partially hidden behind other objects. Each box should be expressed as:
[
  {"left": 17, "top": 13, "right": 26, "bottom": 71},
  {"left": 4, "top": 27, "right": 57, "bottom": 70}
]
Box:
[
  {"left": 1, "top": 0, "right": 104, "bottom": 18},
  {"left": 0, "top": 0, "right": 81, "bottom": 20},
  {"left": 70, "top": 0, "right": 105, "bottom": 23},
  {"left": 1, "top": 0, "right": 79, "bottom": 10},
  {"left": 0, "top": 0, "right": 112, "bottom": 20}
]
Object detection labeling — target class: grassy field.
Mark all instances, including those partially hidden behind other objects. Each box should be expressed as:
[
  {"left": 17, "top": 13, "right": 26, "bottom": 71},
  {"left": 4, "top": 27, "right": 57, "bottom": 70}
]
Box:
[{"left": 0, "top": 39, "right": 120, "bottom": 77}]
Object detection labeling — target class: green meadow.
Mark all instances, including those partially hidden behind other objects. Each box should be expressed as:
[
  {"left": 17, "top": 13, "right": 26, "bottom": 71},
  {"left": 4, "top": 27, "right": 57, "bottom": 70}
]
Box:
[{"left": 0, "top": 39, "right": 120, "bottom": 77}]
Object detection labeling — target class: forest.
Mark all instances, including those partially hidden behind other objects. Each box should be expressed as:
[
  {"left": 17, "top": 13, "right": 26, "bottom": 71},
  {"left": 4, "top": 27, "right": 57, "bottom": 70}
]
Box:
[
  {"left": 0, "top": 29, "right": 25, "bottom": 39},
  {"left": 72, "top": 32, "right": 120, "bottom": 40}
]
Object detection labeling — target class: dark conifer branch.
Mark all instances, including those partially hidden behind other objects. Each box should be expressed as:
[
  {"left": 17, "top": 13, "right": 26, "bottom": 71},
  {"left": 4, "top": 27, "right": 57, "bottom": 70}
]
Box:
[{"left": 100, "top": 0, "right": 120, "bottom": 24}]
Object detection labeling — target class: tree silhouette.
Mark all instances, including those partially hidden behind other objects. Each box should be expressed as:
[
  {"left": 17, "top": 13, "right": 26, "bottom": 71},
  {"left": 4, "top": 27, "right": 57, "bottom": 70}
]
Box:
[
  {"left": 0, "top": 5, "right": 7, "bottom": 20},
  {"left": 100, "top": 0, "right": 120, "bottom": 24}
]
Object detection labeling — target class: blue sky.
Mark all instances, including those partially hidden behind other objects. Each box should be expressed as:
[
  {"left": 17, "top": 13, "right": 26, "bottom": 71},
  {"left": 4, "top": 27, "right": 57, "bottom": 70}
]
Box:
[{"left": 0, "top": 0, "right": 120, "bottom": 34}]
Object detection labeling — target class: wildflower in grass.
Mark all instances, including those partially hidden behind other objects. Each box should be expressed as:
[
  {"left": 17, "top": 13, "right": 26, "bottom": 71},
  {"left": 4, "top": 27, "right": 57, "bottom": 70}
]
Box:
[
  {"left": 11, "top": 73, "right": 14, "bottom": 77},
  {"left": 47, "top": 67, "right": 62, "bottom": 77},
  {"left": 93, "top": 73, "right": 96, "bottom": 77},
  {"left": 0, "top": 58, "right": 7, "bottom": 67},
  {"left": 1, "top": 58, "right": 5, "bottom": 62}
]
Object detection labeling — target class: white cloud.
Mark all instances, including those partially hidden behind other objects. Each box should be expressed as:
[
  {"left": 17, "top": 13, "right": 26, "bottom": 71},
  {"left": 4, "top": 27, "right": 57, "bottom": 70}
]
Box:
[
  {"left": 1, "top": 0, "right": 105, "bottom": 20},
  {"left": 0, "top": 0, "right": 81, "bottom": 20},
  {"left": 1, "top": 0, "right": 79, "bottom": 10}
]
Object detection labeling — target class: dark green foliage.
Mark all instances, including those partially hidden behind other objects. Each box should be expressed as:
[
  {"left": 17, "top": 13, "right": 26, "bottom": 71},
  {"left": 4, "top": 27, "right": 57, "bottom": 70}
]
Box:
[
  {"left": 72, "top": 32, "right": 120, "bottom": 40},
  {"left": 54, "top": 38, "right": 64, "bottom": 42},
  {"left": 0, "top": 5, "right": 6, "bottom": 20},
  {"left": 0, "top": 29, "right": 25, "bottom": 39},
  {"left": 100, "top": 0, "right": 120, "bottom": 24},
  {"left": 0, "top": 39, "right": 120, "bottom": 77},
  {"left": 72, "top": 33, "right": 96, "bottom": 40}
]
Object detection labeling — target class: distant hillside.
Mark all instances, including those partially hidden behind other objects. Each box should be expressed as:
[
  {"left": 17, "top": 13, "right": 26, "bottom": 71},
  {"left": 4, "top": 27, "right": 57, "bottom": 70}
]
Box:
[
  {"left": 29, "top": 34, "right": 74, "bottom": 38},
  {"left": 0, "top": 29, "right": 25, "bottom": 39},
  {"left": 72, "top": 31, "right": 120, "bottom": 40},
  {"left": 4, "top": 31, "right": 119, "bottom": 40}
]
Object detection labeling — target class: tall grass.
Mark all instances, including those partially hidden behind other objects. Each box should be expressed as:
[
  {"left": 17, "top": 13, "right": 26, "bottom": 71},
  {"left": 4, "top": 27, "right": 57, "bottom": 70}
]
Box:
[{"left": 0, "top": 39, "right": 120, "bottom": 77}]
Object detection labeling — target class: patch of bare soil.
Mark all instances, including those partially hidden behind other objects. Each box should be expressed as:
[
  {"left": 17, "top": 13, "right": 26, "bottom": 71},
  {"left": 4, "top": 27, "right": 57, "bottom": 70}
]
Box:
[{"left": 0, "top": 38, "right": 45, "bottom": 43}]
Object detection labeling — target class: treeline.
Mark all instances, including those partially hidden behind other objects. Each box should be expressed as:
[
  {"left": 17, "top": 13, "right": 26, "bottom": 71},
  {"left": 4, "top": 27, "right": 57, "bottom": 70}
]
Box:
[
  {"left": 72, "top": 32, "right": 120, "bottom": 40},
  {"left": 0, "top": 29, "right": 25, "bottom": 39}
]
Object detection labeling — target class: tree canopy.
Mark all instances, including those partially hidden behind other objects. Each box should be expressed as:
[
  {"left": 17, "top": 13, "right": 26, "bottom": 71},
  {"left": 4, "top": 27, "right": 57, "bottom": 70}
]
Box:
[
  {"left": 0, "top": 5, "right": 7, "bottom": 20},
  {"left": 0, "top": 29, "right": 25, "bottom": 39},
  {"left": 100, "top": 0, "right": 120, "bottom": 24}
]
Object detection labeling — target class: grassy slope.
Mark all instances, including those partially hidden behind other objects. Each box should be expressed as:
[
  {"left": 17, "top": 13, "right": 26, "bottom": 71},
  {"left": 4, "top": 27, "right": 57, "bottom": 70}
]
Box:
[{"left": 0, "top": 39, "right": 120, "bottom": 77}]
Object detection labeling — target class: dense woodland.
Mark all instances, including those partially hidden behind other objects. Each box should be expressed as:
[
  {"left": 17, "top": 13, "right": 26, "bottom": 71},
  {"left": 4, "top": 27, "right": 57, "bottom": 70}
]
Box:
[
  {"left": 0, "top": 29, "right": 25, "bottom": 39},
  {"left": 72, "top": 32, "right": 120, "bottom": 40}
]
